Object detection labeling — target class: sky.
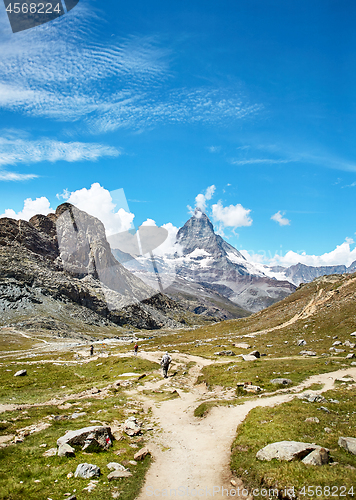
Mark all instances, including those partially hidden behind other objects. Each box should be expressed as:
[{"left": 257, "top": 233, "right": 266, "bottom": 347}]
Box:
[{"left": 0, "top": 0, "right": 356, "bottom": 268}]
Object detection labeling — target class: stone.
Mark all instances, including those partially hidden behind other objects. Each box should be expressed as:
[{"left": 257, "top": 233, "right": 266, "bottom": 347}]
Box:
[
  {"left": 329, "top": 348, "right": 345, "bottom": 353},
  {"left": 302, "top": 448, "right": 329, "bottom": 465},
  {"left": 57, "top": 426, "right": 113, "bottom": 451},
  {"left": 338, "top": 437, "right": 356, "bottom": 455},
  {"left": 318, "top": 406, "right": 330, "bottom": 413},
  {"left": 129, "top": 460, "right": 137, "bottom": 465},
  {"left": 233, "top": 343, "right": 251, "bottom": 349},
  {"left": 332, "top": 341, "right": 342, "bottom": 346},
  {"left": 123, "top": 418, "right": 141, "bottom": 437},
  {"left": 305, "top": 417, "right": 320, "bottom": 423},
  {"left": 271, "top": 378, "right": 292, "bottom": 385},
  {"left": 350, "top": 332, "right": 356, "bottom": 337},
  {"left": 300, "top": 393, "right": 325, "bottom": 403},
  {"left": 70, "top": 412, "right": 86, "bottom": 419},
  {"left": 242, "top": 355, "right": 259, "bottom": 361},
  {"left": 299, "top": 351, "right": 316, "bottom": 356},
  {"left": 243, "top": 385, "right": 261, "bottom": 392},
  {"left": 74, "top": 463, "right": 101, "bottom": 479},
  {"left": 297, "top": 340, "right": 306, "bottom": 346},
  {"left": 256, "top": 441, "right": 326, "bottom": 462},
  {"left": 14, "top": 370, "right": 27, "bottom": 377},
  {"left": 346, "top": 353, "right": 355, "bottom": 359},
  {"left": 343, "top": 340, "right": 356, "bottom": 348},
  {"left": 68, "top": 496, "right": 77, "bottom": 500},
  {"left": 134, "top": 447, "right": 151, "bottom": 461},
  {"left": 58, "top": 444, "right": 75, "bottom": 457},
  {"left": 215, "top": 350, "right": 236, "bottom": 356},
  {"left": 107, "top": 462, "right": 127, "bottom": 471},
  {"left": 249, "top": 350, "right": 260, "bottom": 358},
  {"left": 107, "top": 470, "right": 132, "bottom": 480},
  {"left": 324, "top": 427, "right": 332, "bottom": 433},
  {"left": 43, "top": 447, "right": 57, "bottom": 457}
]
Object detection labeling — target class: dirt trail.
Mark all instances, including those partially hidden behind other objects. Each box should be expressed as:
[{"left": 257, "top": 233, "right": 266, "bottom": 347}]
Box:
[
  {"left": 133, "top": 352, "right": 356, "bottom": 500},
  {"left": 245, "top": 287, "right": 330, "bottom": 338}
]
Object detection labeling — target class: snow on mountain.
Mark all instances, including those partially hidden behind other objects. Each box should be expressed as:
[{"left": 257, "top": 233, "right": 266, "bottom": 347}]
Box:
[{"left": 111, "top": 208, "right": 295, "bottom": 313}]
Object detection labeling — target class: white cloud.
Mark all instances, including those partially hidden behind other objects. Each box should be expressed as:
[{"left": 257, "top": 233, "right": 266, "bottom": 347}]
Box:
[
  {"left": 0, "top": 170, "right": 38, "bottom": 181},
  {"left": 242, "top": 239, "right": 356, "bottom": 268},
  {"left": 0, "top": 5, "right": 261, "bottom": 133},
  {"left": 56, "top": 189, "right": 70, "bottom": 200},
  {"left": 140, "top": 219, "right": 180, "bottom": 257},
  {"left": 211, "top": 200, "right": 252, "bottom": 230},
  {"left": 0, "top": 136, "right": 120, "bottom": 167},
  {"left": 231, "top": 158, "right": 292, "bottom": 166},
  {"left": 271, "top": 211, "right": 290, "bottom": 226},
  {"left": 194, "top": 185, "right": 216, "bottom": 213},
  {"left": 208, "top": 146, "right": 221, "bottom": 153},
  {"left": 0, "top": 197, "right": 54, "bottom": 220},
  {"left": 66, "top": 183, "right": 134, "bottom": 236}
]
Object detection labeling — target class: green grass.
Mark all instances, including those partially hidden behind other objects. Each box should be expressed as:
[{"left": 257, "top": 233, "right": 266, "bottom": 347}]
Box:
[
  {"left": 0, "top": 355, "right": 160, "bottom": 405},
  {"left": 0, "top": 382, "right": 152, "bottom": 500},
  {"left": 230, "top": 386, "right": 356, "bottom": 499},
  {"left": 196, "top": 357, "right": 348, "bottom": 394}
]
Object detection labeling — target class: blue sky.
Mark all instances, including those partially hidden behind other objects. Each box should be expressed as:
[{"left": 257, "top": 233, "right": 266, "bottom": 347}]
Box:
[{"left": 0, "top": 0, "right": 356, "bottom": 267}]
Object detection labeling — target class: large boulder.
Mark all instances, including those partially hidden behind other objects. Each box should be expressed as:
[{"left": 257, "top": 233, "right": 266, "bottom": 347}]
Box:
[
  {"left": 14, "top": 370, "right": 27, "bottom": 377},
  {"left": 270, "top": 378, "right": 292, "bottom": 385},
  {"left": 74, "top": 463, "right": 101, "bottom": 479},
  {"left": 299, "top": 393, "right": 326, "bottom": 403},
  {"left": 256, "top": 441, "right": 325, "bottom": 462},
  {"left": 338, "top": 437, "right": 356, "bottom": 455},
  {"left": 242, "top": 354, "right": 258, "bottom": 361},
  {"left": 57, "top": 426, "right": 113, "bottom": 451}
]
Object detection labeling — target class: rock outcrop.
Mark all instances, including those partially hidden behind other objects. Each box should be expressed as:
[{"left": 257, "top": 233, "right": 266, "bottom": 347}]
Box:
[{"left": 0, "top": 204, "right": 200, "bottom": 330}]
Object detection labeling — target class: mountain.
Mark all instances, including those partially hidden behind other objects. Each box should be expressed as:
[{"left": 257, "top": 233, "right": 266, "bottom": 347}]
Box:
[
  {"left": 267, "top": 261, "right": 356, "bottom": 286},
  {"left": 211, "top": 270, "right": 356, "bottom": 345},
  {"left": 118, "top": 209, "right": 296, "bottom": 314},
  {"left": 0, "top": 204, "right": 209, "bottom": 334}
]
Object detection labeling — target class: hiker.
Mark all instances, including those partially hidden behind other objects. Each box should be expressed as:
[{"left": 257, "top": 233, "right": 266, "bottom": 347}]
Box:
[
  {"left": 160, "top": 351, "right": 172, "bottom": 378},
  {"left": 134, "top": 343, "right": 139, "bottom": 356},
  {"left": 90, "top": 345, "right": 94, "bottom": 356}
]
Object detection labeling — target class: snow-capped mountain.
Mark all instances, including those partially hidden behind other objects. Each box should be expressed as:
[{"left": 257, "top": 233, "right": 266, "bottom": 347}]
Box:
[
  {"left": 112, "top": 209, "right": 296, "bottom": 314},
  {"left": 265, "top": 261, "right": 356, "bottom": 286}
]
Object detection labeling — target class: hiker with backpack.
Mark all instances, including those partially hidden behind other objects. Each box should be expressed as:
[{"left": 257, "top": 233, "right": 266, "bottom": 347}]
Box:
[
  {"left": 134, "top": 343, "right": 139, "bottom": 355},
  {"left": 160, "top": 352, "right": 172, "bottom": 378}
]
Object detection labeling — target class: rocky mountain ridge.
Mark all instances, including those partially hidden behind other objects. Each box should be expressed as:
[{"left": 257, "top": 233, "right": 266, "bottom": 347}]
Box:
[
  {"left": 268, "top": 261, "right": 356, "bottom": 286},
  {"left": 0, "top": 204, "right": 207, "bottom": 333},
  {"left": 120, "top": 209, "right": 296, "bottom": 314}
]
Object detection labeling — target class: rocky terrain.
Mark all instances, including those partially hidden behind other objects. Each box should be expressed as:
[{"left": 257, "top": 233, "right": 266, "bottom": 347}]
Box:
[
  {"left": 120, "top": 209, "right": 296, "bottom": 315},
  {"left": 1, "top": 268, "right": 356, "bottom": 499},
  {"left": 0, "top": 204, "right": 208, "bottom": 334}
]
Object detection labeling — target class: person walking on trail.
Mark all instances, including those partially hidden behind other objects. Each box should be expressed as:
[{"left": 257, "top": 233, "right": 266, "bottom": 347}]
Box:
[
  {"left": 134, "top": 343, "right": 139, "bottom": 356},
  {"left": 90, "top": 345, "right": 94, "bottom": 356},
  {"left": 161, "top": 352, "right": 172, "bottom": 378}
]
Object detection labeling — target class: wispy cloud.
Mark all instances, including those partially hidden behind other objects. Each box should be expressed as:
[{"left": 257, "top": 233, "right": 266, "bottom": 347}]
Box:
[
  {"left": 0, "top": 136, "right": 120, "bottom": 167},
  {"left": 0, "top": 171, "right": 38, "bottom": 181},
  {"left": 231, "top": 158, "right": 293, "bottom": 166},
  {"left": 0, "top": 3, "right": 261, "bottom": 133},
  {"left": 230, "top": 143, "right": 356, "bottom": 173}
]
